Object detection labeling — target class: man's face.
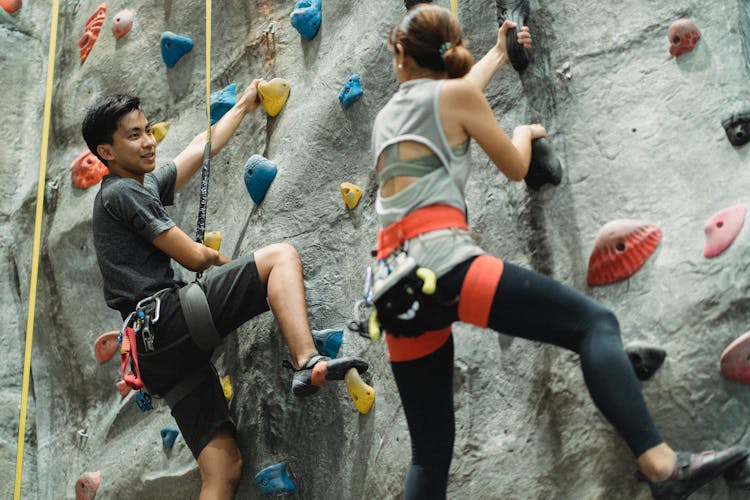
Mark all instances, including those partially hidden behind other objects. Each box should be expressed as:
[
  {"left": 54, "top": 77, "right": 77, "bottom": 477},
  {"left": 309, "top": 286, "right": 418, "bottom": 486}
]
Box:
[{"left": 98, "top": 109, "right": 156, "bottom": 178}]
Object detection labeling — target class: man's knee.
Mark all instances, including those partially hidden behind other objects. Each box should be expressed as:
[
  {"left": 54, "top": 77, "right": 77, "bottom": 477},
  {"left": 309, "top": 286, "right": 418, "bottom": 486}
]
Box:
[{"left": 257, "top": 242, "right": 300, "bottom": 267}]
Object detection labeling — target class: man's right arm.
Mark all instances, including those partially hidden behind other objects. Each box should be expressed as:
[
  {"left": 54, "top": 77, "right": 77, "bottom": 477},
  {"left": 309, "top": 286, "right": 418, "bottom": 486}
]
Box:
[{"left": 152, "top": 226, "right": 230, "bottom": 272}]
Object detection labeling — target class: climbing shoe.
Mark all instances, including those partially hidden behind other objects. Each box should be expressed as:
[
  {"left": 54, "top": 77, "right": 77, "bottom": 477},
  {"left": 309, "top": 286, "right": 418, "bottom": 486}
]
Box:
[
  {"left": 647, "top": 447, "right": 749, "bottom": 499},
  {"left": 286, "top": 354, "right": 369, "bottom": 397}
]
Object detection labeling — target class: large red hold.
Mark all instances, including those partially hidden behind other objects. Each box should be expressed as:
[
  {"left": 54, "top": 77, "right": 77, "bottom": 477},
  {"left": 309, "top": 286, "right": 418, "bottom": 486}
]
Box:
[
  {"left": 70, "top": 149, "right": 108, "bottom": 189},
  {"left": 587, "top": 219, "right": 661, "bottom": 286}
]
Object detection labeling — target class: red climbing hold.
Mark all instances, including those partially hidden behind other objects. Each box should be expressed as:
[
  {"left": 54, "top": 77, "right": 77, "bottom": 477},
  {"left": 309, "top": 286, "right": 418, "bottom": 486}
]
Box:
[
  {"left": 668, "top": 19, "right": 701, "bottom": 57},
  {"left": 70, "top": 150, "right": 108, "bottom": 189},
  {"left": 79, "top": 3, "right": 107, "bottom": 63},
  {"left": 111, "top": 9, "right": 133, "bottom": 39},
  {"left": 704, "top": 204, "right": 746, "bottom": 258},
  {"left": 587, "top": 219, "right": 661, "bottom": 286},
  {"left": 75, "top": 471, "right": 101, "bottom": 500},
  {"left": 721, "top": 330, "right": 750, "bottom": 384},
  {"left": 94, "top": 331, "right": 119, "bottom": 363},
  {"left": 1, "top": 0, "right": 22, "bottom": 14}
]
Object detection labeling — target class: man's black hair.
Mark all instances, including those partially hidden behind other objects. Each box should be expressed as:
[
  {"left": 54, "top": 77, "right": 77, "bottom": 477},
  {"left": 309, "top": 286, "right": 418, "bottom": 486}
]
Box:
[{"left": 81, "top": 95, "right": 142, "bottom": 166}]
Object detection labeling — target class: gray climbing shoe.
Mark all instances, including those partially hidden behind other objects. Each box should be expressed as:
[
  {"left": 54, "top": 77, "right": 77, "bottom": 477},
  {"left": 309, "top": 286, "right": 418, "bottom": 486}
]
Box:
[{"left": 286, "top": 354, "right": 369, "bottom": 397}]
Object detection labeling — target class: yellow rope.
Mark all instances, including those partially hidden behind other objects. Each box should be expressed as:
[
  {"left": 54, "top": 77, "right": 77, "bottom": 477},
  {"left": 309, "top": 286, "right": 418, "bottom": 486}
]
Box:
[
  {"left": 205, "top": 0, "right": 211, "bottom": 140},
  {"left": 14, "top": 1, "right": 60, "bottom": 498},
  {"left": 450, "top": 0, "right": 458, "bottom": 16}
]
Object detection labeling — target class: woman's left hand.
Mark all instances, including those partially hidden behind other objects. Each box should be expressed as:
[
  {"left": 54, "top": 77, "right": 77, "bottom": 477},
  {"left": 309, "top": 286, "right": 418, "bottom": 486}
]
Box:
[{"left": 496, "top": 20, "right": 532, "bottom": 58}]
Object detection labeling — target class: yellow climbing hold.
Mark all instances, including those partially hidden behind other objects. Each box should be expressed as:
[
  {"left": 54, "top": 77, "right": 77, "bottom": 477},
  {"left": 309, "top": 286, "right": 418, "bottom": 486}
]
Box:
[
  {"left": 151, "top": 121, "right": 170, "bottom": 142},
  {"left": 340, "top": 182, "right": 363, "bottom": 209},
  {"left": 204, "top": 230, "right": 221, "bottom": 251},
  {"left": 220, "top": 374, "right": 233, "bottom": 401},
  {"left": 258, "top": 78, "right": 291, "bottom": 117},
  {"left": 345, "top": 367, "right": 375, "bottom": 414}
]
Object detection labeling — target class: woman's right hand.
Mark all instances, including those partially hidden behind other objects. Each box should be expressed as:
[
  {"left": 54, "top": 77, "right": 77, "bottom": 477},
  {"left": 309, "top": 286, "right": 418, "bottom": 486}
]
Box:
[{"left": 496, "top": 20, "right": 532, "bottom": 61}]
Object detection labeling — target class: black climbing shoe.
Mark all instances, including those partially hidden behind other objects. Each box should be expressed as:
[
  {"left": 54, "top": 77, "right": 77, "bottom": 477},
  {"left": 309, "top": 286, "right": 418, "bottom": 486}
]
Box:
[
  {"left": 724, "top": 455, "right": 750, "bottom": 488},
  {"left": 524, "top": 137, "right": 562, "bottom": 190},
  {"left": 286, "top": 354, "right": 369, "bottom": 397},
  {"left": 496, "top": 0, "right": 530, "bottom": 72},
  {"left": 647, "top": 447, "right": 749, "bottom": 499},
  {"left": 625, "top": 342, "right": 667, "bottom": 381}
]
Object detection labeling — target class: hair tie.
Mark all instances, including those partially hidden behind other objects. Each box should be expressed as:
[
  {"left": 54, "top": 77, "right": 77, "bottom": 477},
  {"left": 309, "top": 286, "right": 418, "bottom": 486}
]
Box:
[{"left": 438, "top": 42, "right": 452, "bottom": 58}]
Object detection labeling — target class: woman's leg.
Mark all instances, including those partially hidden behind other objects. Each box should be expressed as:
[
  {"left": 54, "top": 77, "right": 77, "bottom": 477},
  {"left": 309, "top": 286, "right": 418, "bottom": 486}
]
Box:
[{"left": 390, "top": 336, "right": 455, "bottom": 500}]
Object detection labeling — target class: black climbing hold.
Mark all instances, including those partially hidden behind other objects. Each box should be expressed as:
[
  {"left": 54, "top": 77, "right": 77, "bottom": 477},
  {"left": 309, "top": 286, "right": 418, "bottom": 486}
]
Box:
[
  {"left": 625, "top": 343, "right": 666, "bottom": 381},
  {"left": 405, "top": 0, "right": 431, "bottom": 8},
  {"left": 721, "top": 111, "right": 750, "bottom": 147},
  {"left": 496, "top": 0, "right": 530, "bottom": 72},
  {"left": 524, "top": 137, "right": 562, "bottom": 190}
]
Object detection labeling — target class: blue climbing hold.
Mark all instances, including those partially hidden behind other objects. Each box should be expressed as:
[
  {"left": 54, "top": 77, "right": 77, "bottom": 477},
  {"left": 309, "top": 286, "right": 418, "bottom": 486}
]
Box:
[
  {"left": 313, "top": 328, "right": 343, "bottom": 358},
  {"left": 210, "top": 83, "right": 237, "bottom": 125},
  {"left": 135, "top": 391, "right": 153, "bottom": 412},
  {"left": 160, "top": 425, "right": 180, "bottom": 450},
  {"left": 160, "top": 31, "right": 193, "bottom": 68},
  {"left": 339, "top": 75, "right": 363, "bottom": 110},
  {"left": 290, "top": 0, "right": 322, "bottom": 41},
  {"left": 244, "top": 155, "right": 278, "bottom": 205},
  {"left": 255, "top": 462, "right": 297, "bottom": 496}
]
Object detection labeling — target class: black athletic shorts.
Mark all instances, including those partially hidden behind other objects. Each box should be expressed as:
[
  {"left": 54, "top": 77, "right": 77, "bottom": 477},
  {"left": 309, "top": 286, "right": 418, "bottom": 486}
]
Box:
[{"left": 136, "top": 254, "right": 270, "bottom": 458}]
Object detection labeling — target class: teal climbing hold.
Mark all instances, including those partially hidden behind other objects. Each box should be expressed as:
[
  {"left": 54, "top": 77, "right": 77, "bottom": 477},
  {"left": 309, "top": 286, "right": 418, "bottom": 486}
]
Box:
[
  {"left": 210, "top": 83, "right": 237, "bottom": 125},
  {"left": 290, "top": 0, "right": 322, "bottom": 40},
  {"left": 339, "top": 75, "right": 363, "bottom": 110},
  {"left": 160, "top": 31, "right": 193, "bottom": 68},
  {"left": 255, "top": 462, "right": 297, "bottom": 496},
  {"left": 312, "top": 328, "right": 343, "bottom": 358},
  {"left": 244, "top": 155, "right": 278, "bottom": 205},
  {"left": 160, "top": 425, "right": 180, "bottom": 450}
]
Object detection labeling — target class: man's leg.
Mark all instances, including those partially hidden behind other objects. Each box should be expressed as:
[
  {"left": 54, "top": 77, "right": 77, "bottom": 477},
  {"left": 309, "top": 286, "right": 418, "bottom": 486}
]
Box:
[
  {"left": 253, "top": 243, "right": 318, "bottom": 369},
  {"left": 197, "top": 427, "right": 242, "bottom": 500}
]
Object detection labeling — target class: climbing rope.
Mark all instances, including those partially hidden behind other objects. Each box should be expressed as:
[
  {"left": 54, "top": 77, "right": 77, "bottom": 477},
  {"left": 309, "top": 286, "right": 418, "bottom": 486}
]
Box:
[
  {"left": 195, "top": 0, "right": 212, "bottom": 278},
  {"left": 14, "top": 1, "right": 60, "bottom": 499},
  {"left": 450, "top": 0, "right": 458, "bottom": 16}
]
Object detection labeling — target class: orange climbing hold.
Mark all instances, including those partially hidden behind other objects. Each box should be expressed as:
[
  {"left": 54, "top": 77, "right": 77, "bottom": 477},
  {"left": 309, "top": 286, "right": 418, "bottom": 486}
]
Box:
[
  {"left": 70, "top": 149, "right": 109, "bottom": 189},
  {"left": 79, "top": 3, "right": 107, "bottom": 63},
  {"left": 111, "top": 9, "right": 133, "bottom": 39},
  {"left": 587, "top": 219, "right": 661, "bottom": 286},
  {"left": 94, "top": 331, "right": 119, "bottom": 363},
  {"left": 75, "top": 471, "right": 101, "bottom": 500},
  {"left": 0, "top": 0, "right": 22, "bottom": 14}
]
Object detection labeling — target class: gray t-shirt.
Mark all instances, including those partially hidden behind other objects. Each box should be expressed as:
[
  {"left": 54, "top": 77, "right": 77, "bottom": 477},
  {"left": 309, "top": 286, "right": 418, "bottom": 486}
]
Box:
[{"left": 92, "top": 162, "right": 178, "bottom": 317}]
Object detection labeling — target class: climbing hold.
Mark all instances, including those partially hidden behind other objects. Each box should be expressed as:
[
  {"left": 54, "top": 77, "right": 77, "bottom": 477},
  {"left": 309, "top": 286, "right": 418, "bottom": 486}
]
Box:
[
  {"left": 340, "top": 182, "right": 363, "bottom": 209},
  {"left": 220, "top": 374, "right": 233, "bottom": 401},
  {"left": 111, "top": 9, "right": 133, "bottom": 39},
  {"left": 345, "top": 367, "right": 375, "bottom": 414},
  {"left": 312, "top": 328, "right": 343, "bottom": 358},
  {"left": 94, "top": 331, "right": 120, "bottom": 363},
  {"left": 210, "top": 83, "right": 237, "bottom": 125},
  {"left": 587, "top": 220, "right": 661, "bottom": 286},
  {"left": 150, "top": 121, "right": 170, "bottom": 143},
  {"left": 721, "top": 111, "right": 750, "bottom": 147},
  {"left": 244, "top": 155, "right": 278, "bottom": 205},
  {"left": 258, "top": 78, "right": 291, "bottom": 117},
  {"left": 703, "top": 204, "right": 746, "bottom": 258},
  {"left": 255, "top": 462, "right": 297, "bottom": 496},
  {"left": 668, "top": 19, "right": 701, "bottom": 57},
  {"left": 497, "top": 0, "right": 530, "bottom": 72},
  {"left": 721, "top": 330, "right": 750, "bottom": 384},
  {"left": 524, "top": 137, "right": 563, "bottom": 190},
  {"left": 71, "top": 149, "right": 109, "bottom": 189},
  {"left": 290, "top": 0, "right": 322, "bottom": 41},
  {"left": 160, "top": 425, "right": 180, "bottom": 450},
  {"left": 625, "top": 342, "right": 666, "bottom": 381},
  {"left": 116, "top": 380, "right": 131, "bottom": 397},
  {"left": 339, "top": 75, "right": 363, "bottom": 110},
  {"left": 1, "top": 0, "right": 22, "bottom": 14},
  {"left": 79, "top": 3, "right": 107, "bottom": 63},
  {"left": 160, "top": 31, "right": 193, "bottom": 68},
  {"left": 404, "top": 0, "right": 428, "bottom": 8},
  {"left": 203, "top": 230, "right": 221, "bottom": 251},
  {"left": 75, "top": 471, "right": 101, "bottom": 500}
]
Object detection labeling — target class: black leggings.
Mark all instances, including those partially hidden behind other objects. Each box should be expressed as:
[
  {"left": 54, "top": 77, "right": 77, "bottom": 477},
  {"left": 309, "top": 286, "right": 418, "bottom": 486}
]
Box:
[{"left": 390, "top": 258, "right": 663, "bottom": 500}]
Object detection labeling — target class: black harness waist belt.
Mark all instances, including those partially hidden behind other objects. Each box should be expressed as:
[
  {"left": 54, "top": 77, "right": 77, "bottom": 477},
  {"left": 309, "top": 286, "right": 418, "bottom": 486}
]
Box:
[{"left": 178, "top": 282, "right": 222, "bottom": 352}]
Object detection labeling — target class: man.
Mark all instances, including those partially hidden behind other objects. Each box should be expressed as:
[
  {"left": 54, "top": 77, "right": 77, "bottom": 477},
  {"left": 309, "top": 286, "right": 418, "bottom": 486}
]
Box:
[{"left": 83, "top": 81, "right": 368, "bottom": 499}]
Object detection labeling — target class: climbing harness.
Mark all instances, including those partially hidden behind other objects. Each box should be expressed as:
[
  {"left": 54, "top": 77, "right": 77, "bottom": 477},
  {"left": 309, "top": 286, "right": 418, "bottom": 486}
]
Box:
[{"left": 14, "top": 1, "right": 60, "bottom": 498}]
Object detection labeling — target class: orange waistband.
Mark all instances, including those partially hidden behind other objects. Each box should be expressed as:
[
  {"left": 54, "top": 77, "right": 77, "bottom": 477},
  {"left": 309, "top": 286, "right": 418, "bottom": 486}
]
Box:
[{"left": 377, "top": 205, "right": 468, "bottom": 259}]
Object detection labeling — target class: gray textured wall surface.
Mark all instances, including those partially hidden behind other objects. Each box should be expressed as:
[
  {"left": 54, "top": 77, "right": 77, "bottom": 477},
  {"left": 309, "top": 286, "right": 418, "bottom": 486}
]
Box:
[{"left": 2, "top": 0, "right": 750, "bottom": 499}]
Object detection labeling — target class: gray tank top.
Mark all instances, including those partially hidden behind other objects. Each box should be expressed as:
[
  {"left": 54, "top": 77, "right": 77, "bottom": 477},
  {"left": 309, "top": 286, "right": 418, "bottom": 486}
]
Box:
[{"left": 371, "top": 78, "right": 483, "bottom": 277}]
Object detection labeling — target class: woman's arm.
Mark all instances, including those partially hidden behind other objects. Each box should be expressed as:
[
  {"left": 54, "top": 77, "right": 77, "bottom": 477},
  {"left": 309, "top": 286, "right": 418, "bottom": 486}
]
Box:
[{"left": 464, "top": 20, "right": 531, "bottom": 91}]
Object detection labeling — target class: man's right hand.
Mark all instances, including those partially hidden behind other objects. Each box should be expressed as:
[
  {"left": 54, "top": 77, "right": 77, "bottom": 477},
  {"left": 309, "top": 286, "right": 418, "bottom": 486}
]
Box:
[{"left": 239, "top": 79, "right": 263, "bottom": 114}]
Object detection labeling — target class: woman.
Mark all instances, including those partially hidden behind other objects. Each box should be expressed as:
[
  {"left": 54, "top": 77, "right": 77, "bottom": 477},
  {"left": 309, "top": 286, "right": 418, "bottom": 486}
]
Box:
[{"left": 370, "top": 5, "right": 747, "bottom": 499}]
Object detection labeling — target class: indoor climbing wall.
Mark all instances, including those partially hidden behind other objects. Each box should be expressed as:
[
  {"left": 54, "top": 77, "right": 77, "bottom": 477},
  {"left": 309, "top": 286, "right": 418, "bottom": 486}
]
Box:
[{"left": 2, "top": 0, "right": 750, "bottom": 499}]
